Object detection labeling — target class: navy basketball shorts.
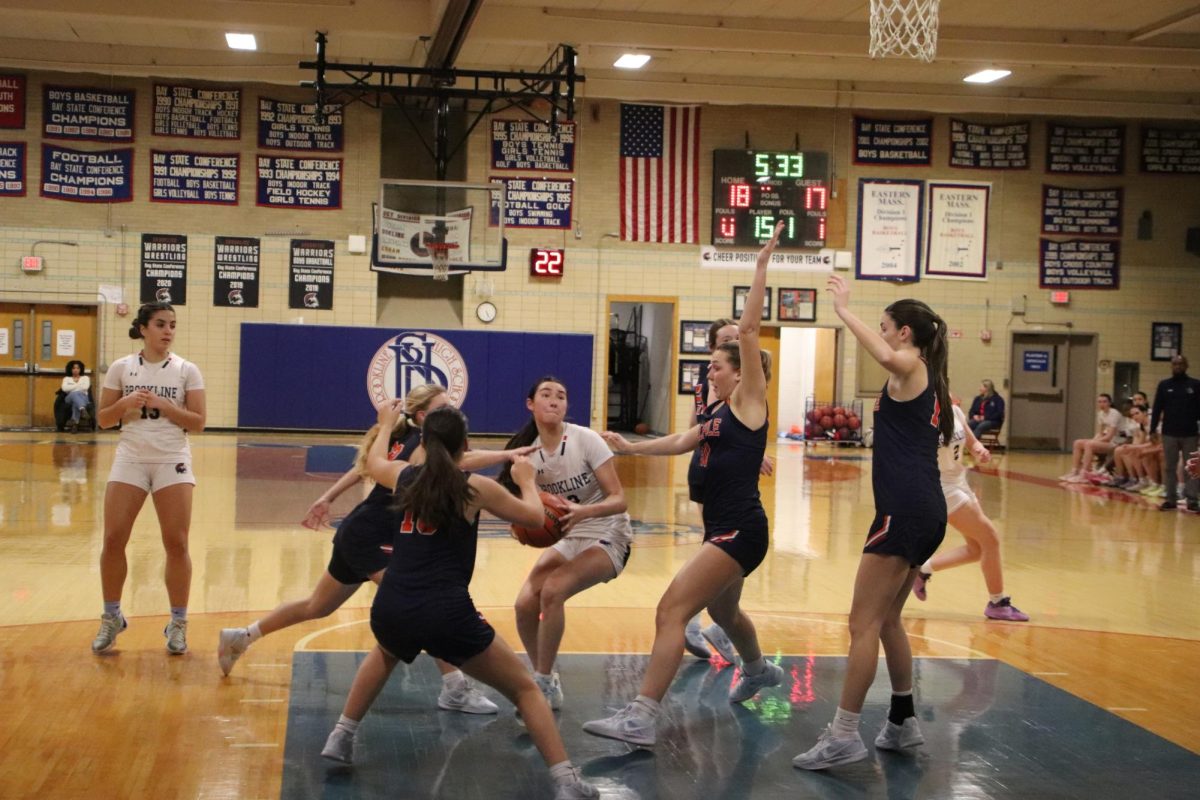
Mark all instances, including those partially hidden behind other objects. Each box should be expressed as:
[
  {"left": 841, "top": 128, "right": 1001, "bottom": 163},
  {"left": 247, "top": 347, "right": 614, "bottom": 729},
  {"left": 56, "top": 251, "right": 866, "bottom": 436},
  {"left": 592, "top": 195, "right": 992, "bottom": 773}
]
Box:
[
  {"left": 862, "top": 512, "right": 947, "bottom": 567},
  {"left": 704, "top": 523, "right": 769, "bottom": 576},
  {"left": 370, "top": 593, "right": 496, "bottom": 667},
  {"left": 327, "top": 529, "right": 392, "bottom": 586}
]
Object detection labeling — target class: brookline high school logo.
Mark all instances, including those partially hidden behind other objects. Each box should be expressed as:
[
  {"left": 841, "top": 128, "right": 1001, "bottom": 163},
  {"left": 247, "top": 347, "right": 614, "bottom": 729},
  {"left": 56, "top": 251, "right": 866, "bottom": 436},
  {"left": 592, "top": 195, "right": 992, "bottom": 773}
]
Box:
[{"left": 367, "top": 331, "right": 468, "bottom": 408}]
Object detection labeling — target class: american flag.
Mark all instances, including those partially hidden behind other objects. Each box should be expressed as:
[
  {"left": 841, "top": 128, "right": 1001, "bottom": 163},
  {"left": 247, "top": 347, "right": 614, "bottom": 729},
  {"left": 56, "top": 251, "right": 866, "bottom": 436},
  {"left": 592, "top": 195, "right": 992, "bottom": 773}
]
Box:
[{"left": 620, "top": 103, "right": 701, "bottom": 243}]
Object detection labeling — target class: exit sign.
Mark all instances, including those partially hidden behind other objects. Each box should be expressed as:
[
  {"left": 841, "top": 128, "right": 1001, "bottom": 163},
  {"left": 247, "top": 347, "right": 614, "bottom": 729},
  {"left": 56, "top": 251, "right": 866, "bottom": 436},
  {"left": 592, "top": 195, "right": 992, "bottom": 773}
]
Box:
[
  {"left": 1050, "top": 290, "right": 1070, "bottom": 304},
  {"left": 21, "top": 256, "right": 43, "bottom": 273}
]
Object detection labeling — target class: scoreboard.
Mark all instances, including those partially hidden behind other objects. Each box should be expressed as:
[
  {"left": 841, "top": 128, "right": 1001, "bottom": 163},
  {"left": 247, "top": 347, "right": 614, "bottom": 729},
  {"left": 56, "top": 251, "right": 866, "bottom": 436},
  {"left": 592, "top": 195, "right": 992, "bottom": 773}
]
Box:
[{"left": 712, "top": 150, "right": 830, "bottom": 248}]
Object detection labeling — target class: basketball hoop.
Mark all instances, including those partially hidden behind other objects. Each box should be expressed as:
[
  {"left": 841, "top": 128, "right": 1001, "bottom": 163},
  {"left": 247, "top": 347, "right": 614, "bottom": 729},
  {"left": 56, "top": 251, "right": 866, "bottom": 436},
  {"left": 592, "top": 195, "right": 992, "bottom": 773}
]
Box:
[
  {"left": 426, "top": 242, "right": 458, "bottom": 281},
  {"left": 869, "top": 0, "right": 939, "bottom": 63}
]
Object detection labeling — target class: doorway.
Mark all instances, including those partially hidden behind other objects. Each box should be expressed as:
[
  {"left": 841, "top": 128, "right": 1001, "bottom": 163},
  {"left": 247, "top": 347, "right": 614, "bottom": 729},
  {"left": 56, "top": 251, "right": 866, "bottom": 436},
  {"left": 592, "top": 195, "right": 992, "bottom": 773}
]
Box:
[
  {"left": 1113, "top": 361, "right": 1140, "bottom": 406},
  {"left": 1008, "top": 332, "right": 1098, "bottom": 450},
  {"left": 0, "top": 303, "right": 99, "bottom": 428},
  {"left": 776, "top": 327, "right": 838, "bottom": 439},
  {"left": 607, "top": 297, "right": 676, "bottom": 434}
]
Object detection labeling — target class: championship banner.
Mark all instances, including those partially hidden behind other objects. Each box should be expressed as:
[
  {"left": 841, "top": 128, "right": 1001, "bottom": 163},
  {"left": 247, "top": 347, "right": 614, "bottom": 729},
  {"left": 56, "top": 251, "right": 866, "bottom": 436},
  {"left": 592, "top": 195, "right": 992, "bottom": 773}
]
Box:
[
  {"left": 256, "top": 156, "right": 341, "bottom": 209},
  {"left": 925, "top": 183, "right": 989, "bottom": 280},
  {"left": 43, "top": 85, "right": 135, "bottom": 142},
  {"left": 855, "top": 179, "right": 924, "bottom": 282},
  {"left": 41, "top": 144, "right": 133, "bottom": 202},
  {"left": 1140, "top": 126, "right": 1200, "bottom": 174},
  {"left": 1039, "top": 239, "right": 1119, "bottom": 290},
  {"left": 289, "top": 239, "right": 334, "bottom": 310},
  {"left": 140, "top": 233, "right": 188, "bottom": 305},
  {"left": 257, "top": 98, "right": 343, "bottom": 151},
  {"left": 949, "top": 119, "right": 1029, "bottom": 169},
  {"left": 1041, "top": 186, "right": 1122, "bottom": 237},
  {"left": 377, "top": 208, "right": 473, "bottom": 266},
  {"left": 151, "top": 150, "right": 239, "bottom": 205},
  {"left": 214, "top": 236, "right": 260, "bottom": 308},
  {"left": 1046, "top": 123, "right": 1124, "bottom": 174},
  {"left": 491, "top": 119, "right": 575, "bottom": 171},
  {"left": 853, "top": 117, "right": 932, "bottom": 166},
  {"left": 0, "top": 143, "right": 25, "bottom": 197},
  {"left": 0, "top": 74, "right": 25, "bottom": 129},
  {"left": 489, "top": 176, "right": 572, "bottom": 228},
  {"left": 153, "top": 83, "right": 241, "bottom": 139}
]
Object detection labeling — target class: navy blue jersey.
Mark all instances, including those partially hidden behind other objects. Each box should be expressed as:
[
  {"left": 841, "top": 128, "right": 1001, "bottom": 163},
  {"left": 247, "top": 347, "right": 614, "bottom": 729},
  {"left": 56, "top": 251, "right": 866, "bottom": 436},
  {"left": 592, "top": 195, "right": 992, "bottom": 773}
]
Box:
[
  {"left": 693, "top": 376, "right": 710, "bottom": 420},
  {"left": 333, "top": 427, "right": 421, "bottom": 549},
  {"left": 687, "top": 401, "right": 768, "bottom": 530},
  {"left": 378, "top": 466, "right": 480, "bottom": 597},
  {"left": 871, "top": 367, "right": 946, "bottom": 520}
]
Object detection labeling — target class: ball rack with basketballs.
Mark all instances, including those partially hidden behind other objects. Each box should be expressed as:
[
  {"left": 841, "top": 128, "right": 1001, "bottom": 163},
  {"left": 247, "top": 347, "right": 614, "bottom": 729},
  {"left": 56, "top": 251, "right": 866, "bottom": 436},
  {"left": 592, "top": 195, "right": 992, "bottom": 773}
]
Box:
[{"left": 798, "top": 398, "right": 864, "bottom": 445}]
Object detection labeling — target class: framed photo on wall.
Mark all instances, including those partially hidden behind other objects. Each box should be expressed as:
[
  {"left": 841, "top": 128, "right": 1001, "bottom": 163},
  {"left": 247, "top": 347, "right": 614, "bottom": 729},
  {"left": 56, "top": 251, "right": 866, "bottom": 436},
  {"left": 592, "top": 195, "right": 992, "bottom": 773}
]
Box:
[
  {"left": 777, "top": 288, "right": 817, "bottom": 322},
  {"left": 678, "top": 360, "right": 709, "bottom": 395},
  {"left": 732, "top": 286, "right": 771, "bottom": 321},
  {"left": 680, "top": 320, "right": 710, "bottom": 354},
  {"left": 1151, "top": 322, "right": 1182, "bottom": 361}
]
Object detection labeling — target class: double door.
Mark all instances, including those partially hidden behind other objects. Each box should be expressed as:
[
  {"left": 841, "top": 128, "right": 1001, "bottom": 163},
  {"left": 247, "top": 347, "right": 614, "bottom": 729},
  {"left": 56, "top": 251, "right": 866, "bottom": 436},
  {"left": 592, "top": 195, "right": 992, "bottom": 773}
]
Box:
[{"left": 0, "top": 303, "right": 99, "bottom": 428}]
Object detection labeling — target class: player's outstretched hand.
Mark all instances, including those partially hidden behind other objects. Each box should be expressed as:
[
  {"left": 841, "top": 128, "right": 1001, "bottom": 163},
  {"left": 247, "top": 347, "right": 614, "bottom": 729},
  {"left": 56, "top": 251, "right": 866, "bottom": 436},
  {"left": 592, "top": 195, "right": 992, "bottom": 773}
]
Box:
[{"left": 600, "top": 431, "right": 633, "bottom": 454}]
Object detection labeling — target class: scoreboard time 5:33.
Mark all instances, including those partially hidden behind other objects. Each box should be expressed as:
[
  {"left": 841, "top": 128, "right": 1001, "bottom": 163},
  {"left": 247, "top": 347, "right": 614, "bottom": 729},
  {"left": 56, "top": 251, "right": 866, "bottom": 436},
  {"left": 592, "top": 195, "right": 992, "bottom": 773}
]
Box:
[{"left": 712, "top": 150, "right": 830, "bottom": 248}]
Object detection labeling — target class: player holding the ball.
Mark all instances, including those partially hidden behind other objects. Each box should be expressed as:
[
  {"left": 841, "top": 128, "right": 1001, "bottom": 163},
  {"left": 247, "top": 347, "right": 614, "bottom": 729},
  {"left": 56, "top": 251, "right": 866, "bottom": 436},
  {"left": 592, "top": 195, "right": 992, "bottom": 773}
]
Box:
[{"left": 498, "top": 376, "right": 634, "bottom": 712}]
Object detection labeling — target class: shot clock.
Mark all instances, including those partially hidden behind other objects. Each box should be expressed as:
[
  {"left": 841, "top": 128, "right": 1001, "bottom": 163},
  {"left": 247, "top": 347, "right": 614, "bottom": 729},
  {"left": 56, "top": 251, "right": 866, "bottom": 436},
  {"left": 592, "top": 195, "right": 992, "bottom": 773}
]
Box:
[
  {"left": 529, "top": 247, "right": 564, "bottom": 277},
  {"left": 712, "top": 150, "right": 830, "bottom": 248}
]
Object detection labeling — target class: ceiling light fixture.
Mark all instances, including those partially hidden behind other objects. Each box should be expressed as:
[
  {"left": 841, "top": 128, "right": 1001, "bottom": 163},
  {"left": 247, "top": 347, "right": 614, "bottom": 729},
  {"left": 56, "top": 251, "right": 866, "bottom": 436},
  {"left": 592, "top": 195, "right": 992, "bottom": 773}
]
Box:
[
  {"left": 226, "top": 33, "right": 258, "bottom": 51},
  {"left": 613, "top": 54, "right": 651, "bottom": 70},
  {"left": 963, "top": 69, "right": 1011, "bottom": 84}
]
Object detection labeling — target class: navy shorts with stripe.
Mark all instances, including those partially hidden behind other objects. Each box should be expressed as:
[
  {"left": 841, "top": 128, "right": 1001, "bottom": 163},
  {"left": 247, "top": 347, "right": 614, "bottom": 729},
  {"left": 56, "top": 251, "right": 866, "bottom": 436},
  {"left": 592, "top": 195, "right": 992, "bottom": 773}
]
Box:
[
  {"left": 704, "top": 523, "right": 769, "bottom": 576},
  {"left": 862, "top": 512, "right": 946, "bottom": 567},
  {"left": 370, "top": 591, "right": 496, "bottom": 667}
]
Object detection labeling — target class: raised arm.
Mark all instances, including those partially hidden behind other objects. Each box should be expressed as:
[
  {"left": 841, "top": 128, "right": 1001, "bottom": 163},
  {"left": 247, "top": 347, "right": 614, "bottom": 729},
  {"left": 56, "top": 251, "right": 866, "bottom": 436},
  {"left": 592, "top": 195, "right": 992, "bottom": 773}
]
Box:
[
  {"left": 471, "top": 457, "right": 543, "bottom": 528},
  {"left": 826, "top": 274, "right": 922, "bottom": 380},
  {"left": 459, "top": 444, "right": 538, "bottom": 472},
  {"left": 366, "top": 401, "right": 409, "bottom": 489},
  {"left": 601, "top": 426, "right": 702, "bottom": 457},
  {"left": 728, "top": 222, "right": 782, "bottom": 427}
]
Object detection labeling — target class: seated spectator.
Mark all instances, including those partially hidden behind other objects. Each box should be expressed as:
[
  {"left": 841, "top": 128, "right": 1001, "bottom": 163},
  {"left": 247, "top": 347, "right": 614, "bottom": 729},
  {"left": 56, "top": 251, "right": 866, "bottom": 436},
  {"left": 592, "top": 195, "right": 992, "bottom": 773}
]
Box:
[
  {"left": 59, "top": 360, "right": 91, "bottom": 433},
  {"left": 968, "top": 380, "right": 1005, "bottom": 438},
  {"left": 1060, "top": 394, "right": 1122, "bottom": 483},
  {"left": 1103, "top": 404, "right": 1150, "bottom": 487}
]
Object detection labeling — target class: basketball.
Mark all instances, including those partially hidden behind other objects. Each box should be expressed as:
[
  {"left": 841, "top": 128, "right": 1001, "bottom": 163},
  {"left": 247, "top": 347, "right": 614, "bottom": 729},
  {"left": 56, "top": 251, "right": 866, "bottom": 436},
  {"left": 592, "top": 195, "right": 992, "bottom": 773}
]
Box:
[
  {"left": 807, "top": 410, "right": 822, "bottom": 423},
  {"left": 634, "top": 422, "right": 650, "bottom": 435},
  {"left": 833, "top": 413, "right": 847, "bottom": 427},
  {"left": 820, "top": 414, "right": 834, "bottom": 429},
  {"left": 511, "top": 491, "right": 571, "bottom": 548},
  {"left": 848, "top": 415, "right": 861, "bottom": 430},
  {"left": 833, "top": 406, "right": 846, "bottom": 417}
]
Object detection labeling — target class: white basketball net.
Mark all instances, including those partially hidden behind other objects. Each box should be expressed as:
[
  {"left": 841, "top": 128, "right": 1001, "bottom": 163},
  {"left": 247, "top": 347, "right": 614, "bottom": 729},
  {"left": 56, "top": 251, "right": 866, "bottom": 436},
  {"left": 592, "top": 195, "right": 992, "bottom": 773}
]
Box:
[
  {"left": 429, "top": 244, "right": 455, "bottom": 282},
  {"left": 869, "top": 0, "right": 940, "bottom": 63}
]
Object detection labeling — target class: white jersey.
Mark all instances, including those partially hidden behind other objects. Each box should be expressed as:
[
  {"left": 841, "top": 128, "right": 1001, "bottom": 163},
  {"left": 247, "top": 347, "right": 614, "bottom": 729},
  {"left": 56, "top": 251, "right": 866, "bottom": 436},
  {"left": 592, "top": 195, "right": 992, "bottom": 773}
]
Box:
[
  {"left": 533, "top": 423, "right": 633, "bottom": 543},
  {"left": 103, "top": 352, "right": 204, "bottom": 463},
  {"left": 938, "top": 405, "right": 970, "bottom": 487}
]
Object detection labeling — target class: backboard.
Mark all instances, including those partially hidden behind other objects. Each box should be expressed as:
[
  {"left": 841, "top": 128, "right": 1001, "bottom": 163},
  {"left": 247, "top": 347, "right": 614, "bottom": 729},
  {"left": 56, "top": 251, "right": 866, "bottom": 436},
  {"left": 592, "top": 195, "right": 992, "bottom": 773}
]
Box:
[{"left": 372, "top": 179, "right": 508, "bottom": 275}]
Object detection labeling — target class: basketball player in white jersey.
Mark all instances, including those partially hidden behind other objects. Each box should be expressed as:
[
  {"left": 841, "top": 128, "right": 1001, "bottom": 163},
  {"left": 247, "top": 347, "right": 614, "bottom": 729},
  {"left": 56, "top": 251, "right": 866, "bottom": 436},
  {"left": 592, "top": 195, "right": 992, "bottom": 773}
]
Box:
[
  {"left": 912, "top": 399, "right": 1029, "bottom": 621},
  {"left": 92, "top": 302, "right": 206, "bottom": 654},
  {"left": 499, "top": 376, "right": 634, "bottom": 710}
]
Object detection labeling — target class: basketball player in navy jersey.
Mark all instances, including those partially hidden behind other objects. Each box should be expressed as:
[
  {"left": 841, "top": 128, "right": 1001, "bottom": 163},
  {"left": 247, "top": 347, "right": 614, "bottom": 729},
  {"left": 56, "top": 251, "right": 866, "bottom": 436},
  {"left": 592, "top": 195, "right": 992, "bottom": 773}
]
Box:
[
  {"left": 583, "top": 222, "right": 785, "bottom": 748},
  {"left": 794, "top": 276, "right": 952, "bottom": 770},
  {"left": 92, "top": 302, "right": 205, "bottom": 655},
  {"left": 321, "top": 402, "right": 598, "bottom": 800}
]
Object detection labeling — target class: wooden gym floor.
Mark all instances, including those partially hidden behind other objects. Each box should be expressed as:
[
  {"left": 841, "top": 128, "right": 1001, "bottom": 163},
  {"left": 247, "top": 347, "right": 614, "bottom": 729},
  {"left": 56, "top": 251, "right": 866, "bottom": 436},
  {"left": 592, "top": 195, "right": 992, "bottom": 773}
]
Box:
[{"left": 0, "top": 430, "right": 1197, "bottom": 798}]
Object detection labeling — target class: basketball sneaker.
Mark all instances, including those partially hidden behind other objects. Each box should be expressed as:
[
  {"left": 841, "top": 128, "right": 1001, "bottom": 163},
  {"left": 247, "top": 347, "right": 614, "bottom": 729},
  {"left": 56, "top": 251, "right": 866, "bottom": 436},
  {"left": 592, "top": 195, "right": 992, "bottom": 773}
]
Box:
[
  {"left": 729, "top": 661, "right": 783, "bottom": 703},
  {"left": 874, "top": 717, "right": 925, "bottom": 750},
  {"left": 218, "top": 628, "right": 250, "bottom": 676},
  {"left": 1057, "top": 470, "right": 1078, "bottom": 482},
  {"left": 438, "top": 680, "right": 499, "bottom": 714},
  {"left": 534, "top": 672, "right": 564, "bottom": 711},
  {"left": 582, "top": 702, "right": 657, "bottom": 747},
  {"left": 912, "top": 571, "right": 931, "bottom": 601},
  {"left": 164, "top": 619, "right": 188, "bottom": 654},
  {"left": 553, "top": 768, "right": 600, "bottom": 800},
  {"left": 984, "top": 598, "right": 1030, "bottom": 621},
  {"left": 702, "top": 623, "right": 737, "bottom": 664},
  {"left": 321, "top": 725, "right": 355, "bottom": 764},
  {"left": 684, "top": 616, "right": 711, "bottom": 659},
  {"left": 792, "top": 725, "right": 868, "bottom": 770},
  {"left": 91, "top": 612, "right": 127, "bottom": 653}
]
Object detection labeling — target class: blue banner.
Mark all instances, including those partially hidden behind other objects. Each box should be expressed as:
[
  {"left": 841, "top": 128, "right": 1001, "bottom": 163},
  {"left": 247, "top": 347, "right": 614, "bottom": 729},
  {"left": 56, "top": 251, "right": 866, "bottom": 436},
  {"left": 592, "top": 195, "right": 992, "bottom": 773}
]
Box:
[
  {"left": 1023, "top": 351, "right": 1050, "bottom": 372},
  {"left": 1140, "top": 126, "right": 1200, "bottom": 174},
  {"left": 153, "top": 83, "right": 240, "bottom": 139},
  {"left": 40, "top": 144, "right": 133, "bottom": 202},
  {"left": 151, "top": 150, "right": 238, "bottom": 205},
  {"left": 1046, "top": 123, "right": 1124, "bottom": 174},
  {"left": 490, "top": 176, "right": 573, "bottom": 228},
  {"left": 491, "top": 119, "right": 575, "bottom": 171},
  {"left": 1041, "top": 186, "right": 1121, "bottom": 236},
  {"left": 853, "top": 117, "right": 932, "bottom": 165},
  {"left": 43, "top": 85, "right": 135, "bottom": 142},
  {"left": 1039, "top": 238, "right": 1119, "bottom": 290},
  {"left": 256, "top": 156, "right": 341, "bottom": 209},
  {"left": 257, "top": 97, "right": 343, "bottom": 151},
  {"left": 949, "top": 119, "right": 1029, "bottom": 169},
  {"left": 0, "top": 142, "right": 25, "bottom": 197}
]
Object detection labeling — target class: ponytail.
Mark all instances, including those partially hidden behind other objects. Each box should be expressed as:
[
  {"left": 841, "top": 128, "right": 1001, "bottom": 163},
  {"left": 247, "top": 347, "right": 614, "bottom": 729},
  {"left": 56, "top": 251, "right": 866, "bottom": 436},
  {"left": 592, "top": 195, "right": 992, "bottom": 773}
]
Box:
[
  {"left": 497, "top": 375, "right": 566, "bottom": 492},
  {"left": 398, "top": 406, "right": 475, "bottom": 530},
  {"left": 885, "top": 298, "right": 953, "bottom": 445}
]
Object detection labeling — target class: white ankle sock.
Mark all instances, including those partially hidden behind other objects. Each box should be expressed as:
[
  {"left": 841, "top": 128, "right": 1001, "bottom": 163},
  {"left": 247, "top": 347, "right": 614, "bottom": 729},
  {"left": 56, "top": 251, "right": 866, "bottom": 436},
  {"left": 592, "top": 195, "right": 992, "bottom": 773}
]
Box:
[
  {"left": 246, "top": 622, "right": 263, "bottom": 643},
  {"left": 831, "top": 707, "right": 860, "bottom": 738},
  {"left": 920, "top": 559, "right": 934, "bottom": 574},
  {"left": 989, "top": 593, "right": 1006, "bottom": 604},
  {"left": 741, "top": 656, "right": 767, "bottom": 675},
  {"left": 336, "top": 714, "right": 360, "bottom": 733},
  {"left": 442, "top": 669, "right": 466, "bottom": 688},
  {"left": 632, "top": 695, "right": 661, "bottom": 718},
  {"left": 549, "top": 760, "right": 579, "bottom": 785}
]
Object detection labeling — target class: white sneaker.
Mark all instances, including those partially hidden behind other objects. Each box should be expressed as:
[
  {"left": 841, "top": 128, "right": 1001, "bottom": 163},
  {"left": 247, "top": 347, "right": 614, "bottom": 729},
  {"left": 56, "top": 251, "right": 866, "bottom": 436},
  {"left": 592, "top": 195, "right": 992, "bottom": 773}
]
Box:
[
  {"left": 554, "top": 770, "right": 600, "bottom": 800},
  {"left": 164, "top": 619, "right": 188, "bottom": 655},
  {"left": 1058, "top": 471, "right": 1078, "bottom": 482},
  {"left": 582, "top": 702, "right": 657, "bottom": 747},
  {"left": 684, "top": 617, "right": 711, "bottom": 659},
  {"left": 438, "top": 681, "right": 499, "bottom": 714},
  {"left": 702, "top": 623, "right": 737, "bottom": 663},
  {"left": 534, "top": 672, "right": 564, "bottom": 711},
  {"left": 729, "top": 661, "right": 783, "bottom": 703},
  {"left": 874, "top": 717, "right": 925, "bottom": 750},
  {"left": 792, "top": 725, "right": 869, "bottom": 770},
  {"left": 1064, "top": 473, "right": 1090, "bottom": 484},
  {"left": 218, "top": 628, "right": 250, "bottom": 676},
  {"left": 321, "top": 725, "right": 355, "bottom": 764},
  {"left": 91, "top": 612, "right": 127, "bottom": 653}
]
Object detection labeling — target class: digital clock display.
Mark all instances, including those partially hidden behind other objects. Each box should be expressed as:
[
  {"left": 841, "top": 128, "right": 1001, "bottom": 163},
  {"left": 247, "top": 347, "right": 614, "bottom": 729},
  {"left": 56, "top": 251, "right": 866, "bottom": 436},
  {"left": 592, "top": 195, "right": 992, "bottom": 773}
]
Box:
[
  {"left": 712, "top": 150, "right": 830, "bottom": 248},
  {"left": 529, "top": 247, "right": 564, "bottom": 277}
]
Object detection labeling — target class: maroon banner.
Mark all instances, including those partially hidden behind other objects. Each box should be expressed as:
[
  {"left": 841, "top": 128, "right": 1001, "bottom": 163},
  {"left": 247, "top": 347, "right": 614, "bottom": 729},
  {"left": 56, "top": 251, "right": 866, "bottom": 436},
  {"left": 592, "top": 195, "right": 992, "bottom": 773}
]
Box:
[{"left": 0, "top": 75, "right": 25, "bottom": 129}]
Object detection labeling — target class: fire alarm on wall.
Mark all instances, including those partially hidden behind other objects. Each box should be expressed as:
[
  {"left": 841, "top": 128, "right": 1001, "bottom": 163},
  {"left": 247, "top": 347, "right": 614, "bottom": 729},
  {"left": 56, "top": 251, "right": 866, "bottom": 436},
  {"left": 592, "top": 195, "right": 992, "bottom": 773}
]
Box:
[{"left": 980, "top": 329, "right": 993, "bottom": 343}]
